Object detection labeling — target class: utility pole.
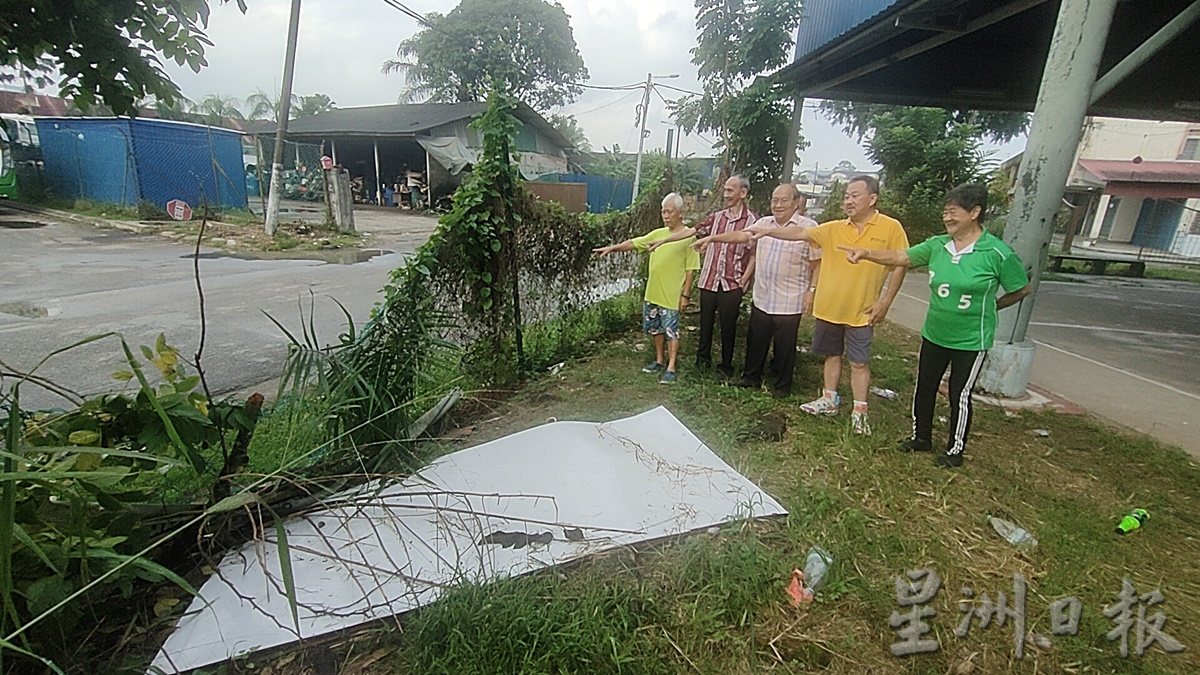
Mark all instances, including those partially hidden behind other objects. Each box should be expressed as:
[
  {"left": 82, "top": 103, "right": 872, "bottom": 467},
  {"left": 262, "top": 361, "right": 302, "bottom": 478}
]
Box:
[
  {"left": 631, "top": 72, "right": 653, "bottom": 203},
  {"left": 781, "top": 96, "right": 805, "bottom": 182},
  {"left": 976, "top": 0, "right": 1118, "bottom": 397},
  {"left": 264, "top": 0, "right": 302, "bottom": 236}
]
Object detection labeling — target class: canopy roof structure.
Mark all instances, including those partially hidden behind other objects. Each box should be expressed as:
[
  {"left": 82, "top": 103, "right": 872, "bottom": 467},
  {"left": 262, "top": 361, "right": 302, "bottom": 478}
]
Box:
[{"left": 778, "top": 0, "right": 1200, "bottom": 122}]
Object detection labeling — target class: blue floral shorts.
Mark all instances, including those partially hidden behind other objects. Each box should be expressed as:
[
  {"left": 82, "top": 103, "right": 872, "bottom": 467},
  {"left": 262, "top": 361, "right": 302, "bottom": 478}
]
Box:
[{"left": 642, "top": 302, "right": 680, "bottom": 341}]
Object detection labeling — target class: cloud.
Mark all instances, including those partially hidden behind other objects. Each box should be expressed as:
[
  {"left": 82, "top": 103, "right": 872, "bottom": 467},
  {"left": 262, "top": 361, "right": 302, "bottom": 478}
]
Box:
[{"left": 163, "top": 0, "right": 896, "bottom": 171}]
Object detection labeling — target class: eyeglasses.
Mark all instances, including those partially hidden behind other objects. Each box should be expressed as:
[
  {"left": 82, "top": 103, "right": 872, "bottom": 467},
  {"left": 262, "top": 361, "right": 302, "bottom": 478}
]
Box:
[{"left": 770, "top": 199, "right": 794, "bottom": 205}]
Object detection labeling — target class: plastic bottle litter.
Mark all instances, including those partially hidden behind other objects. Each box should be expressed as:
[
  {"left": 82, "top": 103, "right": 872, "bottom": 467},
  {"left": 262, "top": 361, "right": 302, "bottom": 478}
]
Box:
[
  {"left": 1116, "top": 508, "right": 1149, "bottom": 535},
  {"left": 988, "top": 516, "right": 1039, "bottom": 551},
  {"left": 784, "top": 547, "right": 834, "bottom": 607},
  {"left": 870, "top": 386, "right": 898, "bottom": 400},
  {"left": 803, "top": 546, "right": 834, "bottom": 594}
]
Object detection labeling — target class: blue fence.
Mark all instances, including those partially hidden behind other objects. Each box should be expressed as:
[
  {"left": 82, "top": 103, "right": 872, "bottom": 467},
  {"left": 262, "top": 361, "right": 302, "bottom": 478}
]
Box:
[
  {"left": 539, "top": 173, "right": 633, "bottom": 213},
  {"left": 35, "top": 117, "right": 248, "bottom": 211}
]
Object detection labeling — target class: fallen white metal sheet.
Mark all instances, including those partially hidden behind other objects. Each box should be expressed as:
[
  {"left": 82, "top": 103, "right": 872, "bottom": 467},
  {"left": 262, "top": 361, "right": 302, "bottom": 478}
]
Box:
[{"left": 150, "top": 406, "right": 786, "bottom": 672}]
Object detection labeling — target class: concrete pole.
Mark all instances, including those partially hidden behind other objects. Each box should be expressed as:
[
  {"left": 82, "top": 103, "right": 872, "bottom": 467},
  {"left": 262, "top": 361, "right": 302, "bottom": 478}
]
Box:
[
  {"left": 264, "top": 0, "right": 302, "bottom": 236},
  {"left": 781, "top": 96, "right": 805, "bottom": 181},
  {"left": 978, "top": 0, "right": 1118, "bottom": 397},
  {"left": 373, "top": 140, "right": 382, "bottom": 205},
  {"left": 631, "top": 72, "right": 652, "bottom": 202},
  {"left": 331, "top": 138, "right": 338, "bottom": 166}
]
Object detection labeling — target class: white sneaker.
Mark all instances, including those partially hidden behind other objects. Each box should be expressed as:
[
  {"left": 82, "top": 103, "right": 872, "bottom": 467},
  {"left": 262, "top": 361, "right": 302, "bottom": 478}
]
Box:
[
  {"left": 800, "top": 393, "right": 840, "bottom": 415},
  {"left": 852, "top": 410, "right": 871, "bottom": 436}
]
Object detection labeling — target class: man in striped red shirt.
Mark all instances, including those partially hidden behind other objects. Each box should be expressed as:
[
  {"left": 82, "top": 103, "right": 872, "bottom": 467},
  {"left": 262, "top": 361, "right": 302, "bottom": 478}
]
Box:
[
  {"left": 649, "top": 175, "right": 757, "bottom": 377},
  {"left": 695, "top": 184, "right": 818, "bottom": 398}
]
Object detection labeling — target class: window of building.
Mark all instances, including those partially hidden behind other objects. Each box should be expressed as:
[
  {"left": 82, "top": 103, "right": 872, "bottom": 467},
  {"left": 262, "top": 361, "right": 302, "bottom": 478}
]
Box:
[{"left": 1179, "top": 137, "right": 1200, "bottom": 161}]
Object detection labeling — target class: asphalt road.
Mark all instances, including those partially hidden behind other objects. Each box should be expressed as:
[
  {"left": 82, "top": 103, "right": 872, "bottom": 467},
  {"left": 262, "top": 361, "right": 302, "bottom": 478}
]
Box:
[
  {"left": 898, "top": 273, "right": 1200, "bottom": 398},
  {"left": 0, "top": 208, "right": 428, "bottom": 410}
]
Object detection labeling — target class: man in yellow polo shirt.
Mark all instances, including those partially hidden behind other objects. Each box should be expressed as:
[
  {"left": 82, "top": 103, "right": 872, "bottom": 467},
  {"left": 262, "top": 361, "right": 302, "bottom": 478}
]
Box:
[
  {"left": 748, "top": 175, "right": 908, "bottom": 434},
  {"left": 594, "top": 192, "right": 701, "bottom": 384}
]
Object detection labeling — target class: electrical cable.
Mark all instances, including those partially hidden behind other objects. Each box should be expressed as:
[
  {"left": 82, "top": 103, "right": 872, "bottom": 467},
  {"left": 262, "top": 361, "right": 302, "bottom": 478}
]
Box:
[
  {"left": 379, "top": 0, "right": 471, "bottom": 47},
  {"left": 653, "top": 83, "right": 703, "bottom": 97},
  {"left": 572, "top": 90, "right": 640, "bottom": 116}
]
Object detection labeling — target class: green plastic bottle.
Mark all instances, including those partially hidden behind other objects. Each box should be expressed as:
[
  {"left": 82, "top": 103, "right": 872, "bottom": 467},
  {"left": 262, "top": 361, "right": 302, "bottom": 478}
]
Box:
[{"left": 1116, "top": 508, "right": 1149, "bottom": 535}]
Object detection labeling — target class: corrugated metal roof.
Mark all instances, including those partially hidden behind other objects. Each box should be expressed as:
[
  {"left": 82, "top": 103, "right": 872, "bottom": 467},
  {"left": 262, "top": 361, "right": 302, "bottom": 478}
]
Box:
[
  {"left": 260, "top": 101, "right": 574, "bottom": 151},
  {"left": 793, "top": 0, "right": 911, "bottom": 61},
  {"left": 281, "top": 102, "right": 488, "bottom": 136}
]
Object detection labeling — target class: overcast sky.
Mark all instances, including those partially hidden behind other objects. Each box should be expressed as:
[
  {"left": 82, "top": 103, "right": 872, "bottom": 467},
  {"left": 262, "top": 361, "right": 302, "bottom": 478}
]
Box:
[{"left": 161, "top": 0, "right": 1025, "bottom": 171}]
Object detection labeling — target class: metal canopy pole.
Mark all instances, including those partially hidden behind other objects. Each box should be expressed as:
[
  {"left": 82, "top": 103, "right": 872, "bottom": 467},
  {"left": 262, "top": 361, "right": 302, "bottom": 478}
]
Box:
[
  {"left": 1091, "top": 0, "right": 1200, "bottom": 104},
  {"left": 978, "top": 0, "right": 1119, "bottom": 397}
]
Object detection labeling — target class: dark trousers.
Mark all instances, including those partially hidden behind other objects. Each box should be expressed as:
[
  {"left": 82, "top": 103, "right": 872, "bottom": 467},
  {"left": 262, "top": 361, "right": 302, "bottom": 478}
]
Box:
[
  {"left": 742, "top": 305, "right": 802, "bottom": 394},
  {"left": 696, "top": 287, "right": 744, "bottom": 368},
  {"left": 912, "top": 338, "right": 987, "bottom": 456}
]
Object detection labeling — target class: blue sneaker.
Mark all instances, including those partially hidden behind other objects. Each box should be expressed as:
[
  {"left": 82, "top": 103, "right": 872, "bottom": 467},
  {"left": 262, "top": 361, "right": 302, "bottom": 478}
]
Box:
[
  {"left": 642, "top": 361, "right": 664, "bottom": 374},
  {"left": 659, "top": 370, "right": 677, "bottom": 384}
]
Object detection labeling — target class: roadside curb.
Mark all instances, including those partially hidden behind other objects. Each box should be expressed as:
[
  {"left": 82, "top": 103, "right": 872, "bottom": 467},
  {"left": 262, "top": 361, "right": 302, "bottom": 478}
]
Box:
[{"left": 4, "top": 200, "right": 165, "bottom": 234}]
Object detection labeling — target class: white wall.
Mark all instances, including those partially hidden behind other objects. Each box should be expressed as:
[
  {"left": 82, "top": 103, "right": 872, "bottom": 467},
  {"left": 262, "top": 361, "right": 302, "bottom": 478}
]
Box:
[
  {"left": 1109, "top": 196, "right": 1142, "bottom": 242},
  {"left": 1078, "top": 117, "right": 1193, "bottom": 161}
]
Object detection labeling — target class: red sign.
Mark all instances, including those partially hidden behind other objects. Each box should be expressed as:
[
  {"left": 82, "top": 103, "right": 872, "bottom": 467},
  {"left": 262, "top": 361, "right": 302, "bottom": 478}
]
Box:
[{"left": 166, "top": 199, "right": 193, "bottom": 221}]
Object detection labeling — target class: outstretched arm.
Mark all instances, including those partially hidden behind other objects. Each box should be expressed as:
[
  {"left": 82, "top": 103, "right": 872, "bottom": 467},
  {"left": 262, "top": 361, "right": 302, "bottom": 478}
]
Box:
[
  {"left": 838, "top": 246, "right": 912, "bottom": 267},
  {"left": 593, "top": 239, "right": 636, "bottom": 256},
  {"left": 747, "top": 224, "right": 812, "bottom": 242},
  {"left": 647, "top": 226, "right": 698, "bottom": 251},
  {"left": 694, "top": 229, "right": 752, "bottom": 253}
]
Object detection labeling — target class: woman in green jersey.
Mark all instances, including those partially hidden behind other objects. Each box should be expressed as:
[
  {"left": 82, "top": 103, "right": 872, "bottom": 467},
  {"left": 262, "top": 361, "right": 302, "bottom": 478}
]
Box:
[{"left": 838, "top": 184, "right": 1032, "bottom": 468}]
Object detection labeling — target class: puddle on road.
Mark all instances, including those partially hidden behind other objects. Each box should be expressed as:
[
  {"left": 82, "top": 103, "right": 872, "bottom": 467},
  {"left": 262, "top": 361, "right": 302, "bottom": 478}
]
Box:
[
  {"left": 187, "top": 248, "right": 395, "bottom": 265},
  {"left": 0, "top": 301, "right": 49, "bottom": 318}
]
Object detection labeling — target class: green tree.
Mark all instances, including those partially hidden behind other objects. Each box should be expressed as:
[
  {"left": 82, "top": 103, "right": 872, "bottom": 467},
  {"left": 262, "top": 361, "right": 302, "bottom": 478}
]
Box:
[
  {"left": 668, "top": 0, "right": 806, "bottom": 201},
  {"left": 381, "top": 0, "right": 588, "bottom": 112},
  {"left": 294, "top": 93, "right": 336, "bottom": 118},
  {"left": 152, "top": 95, "right": 194, "bottom": 121},
  {"left": 821, "top": 180, "right": 846, "bottom": 222},
  {"left": 549, "top": 113, "right": 590, "bottom": 152},
  {"left": 588, "top": 149, "right": 704, "bottom": 196},
  {"left": 821, "top": 102, "right": 1030, "bottom": 240},
  {"left": 245, "top": 88, "right": 295, "bottom": 122},
  {"left": 195, "top": 94, "right": 245, "bottom": 125},
  {"left": 0, "top": 0, "right": 247, "bottom": 116}
]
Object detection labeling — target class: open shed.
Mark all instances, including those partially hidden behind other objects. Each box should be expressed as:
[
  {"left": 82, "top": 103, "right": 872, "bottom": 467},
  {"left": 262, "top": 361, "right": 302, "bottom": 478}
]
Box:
[{"left": 259, "top": 102, "right": 573, "bottom": 206}]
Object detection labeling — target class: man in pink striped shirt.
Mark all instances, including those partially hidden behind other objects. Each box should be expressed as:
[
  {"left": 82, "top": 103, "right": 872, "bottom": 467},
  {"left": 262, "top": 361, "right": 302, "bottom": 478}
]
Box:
[{"left": 648, "top": 175, "right": 757, "bottom": 377}]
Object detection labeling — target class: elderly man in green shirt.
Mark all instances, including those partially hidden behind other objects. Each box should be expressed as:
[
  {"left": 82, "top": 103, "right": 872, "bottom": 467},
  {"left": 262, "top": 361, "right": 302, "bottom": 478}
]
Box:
[
  {"left": 839, "top": 184, "right": 1032, "bottom": 468},
  {"left": 594, "top": 193, "right": 701, "bottom": 384}
]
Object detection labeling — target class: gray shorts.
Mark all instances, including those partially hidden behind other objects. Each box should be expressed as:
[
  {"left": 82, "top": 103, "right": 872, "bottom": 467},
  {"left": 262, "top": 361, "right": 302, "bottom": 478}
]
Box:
[{"left": 812, "top": 319, "right": 874, "bottom": 364}]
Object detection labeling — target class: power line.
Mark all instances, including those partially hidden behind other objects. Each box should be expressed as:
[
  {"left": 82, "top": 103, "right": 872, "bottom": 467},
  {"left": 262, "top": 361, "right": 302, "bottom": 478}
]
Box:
[
  {"left": 654, "top": 83, "right": 703, "bottom": 97},
  {"left": 572, "top": 90, "right": 640, "bottom": 116},
  {"left": 379, "top": 0, "right": 470, "bottom": 48},
  {"left": 577, "top": 82, "right": 644, "bottom": 91}
]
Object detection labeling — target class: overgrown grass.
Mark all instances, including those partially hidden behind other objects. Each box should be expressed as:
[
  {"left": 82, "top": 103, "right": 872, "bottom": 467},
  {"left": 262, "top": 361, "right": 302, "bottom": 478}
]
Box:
[{"left": 344, "top": 315, "right": 1200, "bottom": 675}]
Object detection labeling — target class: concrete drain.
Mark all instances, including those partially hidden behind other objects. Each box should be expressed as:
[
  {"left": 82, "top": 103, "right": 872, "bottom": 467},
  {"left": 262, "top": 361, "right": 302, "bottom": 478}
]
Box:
[
  {"left": 0, "top": 220, "right": 46, "bottom": 229},
  {"left": 0, "top": 302, "right": 49, "bottom": 318}
]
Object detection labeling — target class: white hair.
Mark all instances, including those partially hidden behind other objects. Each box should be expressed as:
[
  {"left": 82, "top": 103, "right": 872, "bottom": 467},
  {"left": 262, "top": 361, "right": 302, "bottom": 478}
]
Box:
[{"left": 661, "top": 192, "right": 684, "bottom": 210}]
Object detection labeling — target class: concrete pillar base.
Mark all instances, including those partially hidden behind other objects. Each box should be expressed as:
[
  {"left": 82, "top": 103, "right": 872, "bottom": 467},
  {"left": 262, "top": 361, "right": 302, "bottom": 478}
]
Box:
[{"left": 978, "top": 341, "right": 1036, "bottom": 399}]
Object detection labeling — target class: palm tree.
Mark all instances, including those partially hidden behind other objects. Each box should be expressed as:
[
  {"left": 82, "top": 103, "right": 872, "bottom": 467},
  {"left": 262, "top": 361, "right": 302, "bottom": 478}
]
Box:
[
  {"left": 549, "top": 113, "right": 591, "bottom": 152},
  {"left": 294, "top": 94, "right": 336, "bottom": 118},
  {"left": 245, "top": 88, "right": 297, "bottom": 123},
  {"left": 152, "top": 95, "right": 193, "bottom": 121},
  {"left": 195, "top": 94, "right": 245, "bottom": 124}
]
